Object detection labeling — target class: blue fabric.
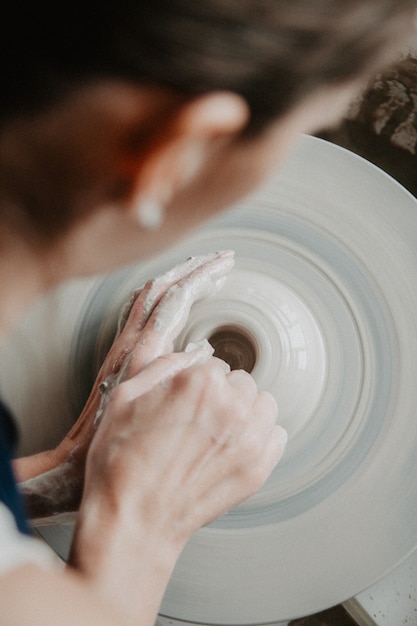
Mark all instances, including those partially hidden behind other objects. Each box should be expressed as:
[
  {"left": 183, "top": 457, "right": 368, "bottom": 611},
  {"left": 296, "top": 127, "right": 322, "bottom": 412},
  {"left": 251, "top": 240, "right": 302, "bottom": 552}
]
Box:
[{"left": 0, "top": 401, "right": 30, "bottom": 535}]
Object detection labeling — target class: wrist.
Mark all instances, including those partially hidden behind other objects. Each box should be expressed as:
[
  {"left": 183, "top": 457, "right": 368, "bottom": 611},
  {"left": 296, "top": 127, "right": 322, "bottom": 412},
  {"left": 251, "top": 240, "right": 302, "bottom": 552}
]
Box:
[
  {"left": 14, "top": 446, "right": 67, "bottom": 482},
  {"left": 70, "top": 492, "right": 185, "bottom": 624},
  {"left": 19, "top": 455, "right": 84, "bottom": 522}
]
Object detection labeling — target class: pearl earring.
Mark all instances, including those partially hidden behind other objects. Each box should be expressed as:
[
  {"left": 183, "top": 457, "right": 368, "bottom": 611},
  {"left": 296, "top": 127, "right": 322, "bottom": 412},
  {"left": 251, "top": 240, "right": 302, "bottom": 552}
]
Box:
[{"left": 136, "top": 198, "right": 165, "bottom": 230}]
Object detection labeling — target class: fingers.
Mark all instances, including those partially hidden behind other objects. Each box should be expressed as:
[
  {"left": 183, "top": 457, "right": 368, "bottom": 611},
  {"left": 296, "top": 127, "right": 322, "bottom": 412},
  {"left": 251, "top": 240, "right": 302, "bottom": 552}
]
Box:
[
  {"left": 190, "top": 378, "right": 287, "bottom": 524},
  {"left": 198, "top": 419, "right": 288, "bottom": 526},
  {"left": 105, "top": 251, "right": 234, "bottom": 381},
  {"left": 117, "top": 250, "right": 234, "bottom": 337},
  {"left": 142, "top": 251, "right": 234, "bottom": 347},
  {"left": 249, "top": 389, "right": 288, "bottom": 471},
  {"left": 94, "top": 341, "right": 218, "bottom": 429},
  {"left": 115, "top": 257, "right": 208, "bottom": 336},
  {"left": 64, "top": 253, "right": 235, "bottom": 470},
  {"left": 265, "top": 423, "right": 288, "bottom": 470},
  {"left": 89, "top": 356, "right": 288, "bottom": 540},
  {"left": 115, "top": 340, "right": 219, "bottom": 401}
]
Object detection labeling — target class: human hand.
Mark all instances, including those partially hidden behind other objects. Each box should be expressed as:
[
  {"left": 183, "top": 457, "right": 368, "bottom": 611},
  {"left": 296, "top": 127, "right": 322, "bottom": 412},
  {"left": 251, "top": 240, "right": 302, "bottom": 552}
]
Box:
[
  {"left": 69, "top": 252, "right": 287, "bottom": 620},
  {"left": 18, "top": 252, "right": 235, "bottom": 521},
  {"left": 65, "top": 250, "right": 235, "bottom": 453},
  {"left": 73, "top": 349, "right": 287, "bottom": 574},
  {"left": 88, "top": 354, "right": 287, "bottom": 535}
]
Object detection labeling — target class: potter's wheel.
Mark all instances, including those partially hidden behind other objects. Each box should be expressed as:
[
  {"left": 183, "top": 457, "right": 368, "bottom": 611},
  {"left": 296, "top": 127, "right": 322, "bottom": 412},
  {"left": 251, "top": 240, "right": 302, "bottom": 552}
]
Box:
[{"left": 2, "top": 135, "right": 417, "bottom": 623}]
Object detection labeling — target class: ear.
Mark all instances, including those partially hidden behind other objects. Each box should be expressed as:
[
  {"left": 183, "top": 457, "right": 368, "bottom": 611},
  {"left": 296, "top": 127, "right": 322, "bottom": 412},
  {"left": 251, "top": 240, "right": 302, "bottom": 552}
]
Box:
[{"left": 126, "top": 92, "right": 250, "bottom": 228}]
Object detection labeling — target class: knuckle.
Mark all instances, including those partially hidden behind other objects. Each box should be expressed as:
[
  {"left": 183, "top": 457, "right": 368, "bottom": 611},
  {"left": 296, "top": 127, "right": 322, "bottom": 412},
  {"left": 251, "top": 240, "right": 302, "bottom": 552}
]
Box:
[
  {"left": 154, "top": 353, "right": 183, "bottom": 379},
  {"left": 229, "top": 369, "right": 258, "bottom": 397},
  {"left": 256, "top": 394, "right": 279, "bottom": 428},
  {"left": 144, "top": 276, "right": 159, "bottom": 293},
  {"left": 225, "top": 402, "right": 248, "bottom": 430},
  {"left": 171, "top": 364, "right": 196, "bottom": 391},
  {"left": 240, "top": 430, "right": 264, "bottom": 461},
  {"left": 190, "top": 360, "right": 223, "bottom": 387},
  {"left": 246, "top": 464, "right": 269, "bottom": 493},
  {"left": 132, "top": 339, "right": 158, "bottom": 365},
  {"left": 258, "top": 389, "right": 278, "bottom": 412}
]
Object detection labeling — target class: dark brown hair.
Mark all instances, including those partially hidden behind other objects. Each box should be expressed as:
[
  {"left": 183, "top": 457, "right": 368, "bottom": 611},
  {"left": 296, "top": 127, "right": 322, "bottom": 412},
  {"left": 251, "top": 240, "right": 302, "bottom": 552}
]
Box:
[
  {"left": 1, "top": 0, "right": 416, "bottom": 133},
  {"left": 0, "top": 0, "right": 415, "bottom": 243}
]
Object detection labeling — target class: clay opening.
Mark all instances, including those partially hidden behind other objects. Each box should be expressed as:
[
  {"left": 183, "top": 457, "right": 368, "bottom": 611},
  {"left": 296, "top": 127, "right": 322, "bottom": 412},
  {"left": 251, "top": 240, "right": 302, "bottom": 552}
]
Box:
[{"left": 209, "top": 325, "right": 257, "bottom": 373}]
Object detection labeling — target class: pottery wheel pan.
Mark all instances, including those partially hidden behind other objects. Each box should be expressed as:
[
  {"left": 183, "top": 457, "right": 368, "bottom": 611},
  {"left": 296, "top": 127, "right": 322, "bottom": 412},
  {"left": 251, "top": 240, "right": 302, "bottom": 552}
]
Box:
[{"left": 2, "top": 136, "right": 417, "bottom": 624}]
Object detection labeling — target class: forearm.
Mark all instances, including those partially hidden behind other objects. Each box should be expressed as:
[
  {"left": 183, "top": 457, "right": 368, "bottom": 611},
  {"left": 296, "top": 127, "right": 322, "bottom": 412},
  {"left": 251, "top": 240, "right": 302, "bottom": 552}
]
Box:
[
  {"left": 0, "top": 563, "right": 136, "bottom": 626},
  {"left": 14, "top": 443, "right": 85, "bottom": 524},
  {"left": 19, "top": 460, "right": 82, "bottom": 525},
  {"left": 14, "top": 447, "right": 66, "bottom": 481},
  {"left": 69, "top": 493, "right": 184, "bottom": 626}
]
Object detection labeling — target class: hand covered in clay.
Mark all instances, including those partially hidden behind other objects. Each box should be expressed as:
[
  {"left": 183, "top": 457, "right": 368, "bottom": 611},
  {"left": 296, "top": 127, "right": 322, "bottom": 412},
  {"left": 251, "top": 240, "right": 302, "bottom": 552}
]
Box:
[{"left": 17, "top": 251, "right": 235, "bottom": 523}]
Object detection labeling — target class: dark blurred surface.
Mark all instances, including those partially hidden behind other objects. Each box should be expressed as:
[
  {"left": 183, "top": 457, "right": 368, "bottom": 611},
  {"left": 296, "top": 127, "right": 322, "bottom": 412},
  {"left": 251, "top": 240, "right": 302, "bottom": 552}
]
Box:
[
  {"left": 320, "top": 53, "right": 417, "bottom": 197},
  {"left": 288, "top": 605, "right": 358, "bottom": 625}
]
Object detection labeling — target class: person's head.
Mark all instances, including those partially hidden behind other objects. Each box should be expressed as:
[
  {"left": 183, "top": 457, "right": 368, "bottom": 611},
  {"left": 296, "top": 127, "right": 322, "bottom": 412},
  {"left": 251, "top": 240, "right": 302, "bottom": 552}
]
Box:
[{"left": 0, "top": 0, "right": 415, "bottom": 282}]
